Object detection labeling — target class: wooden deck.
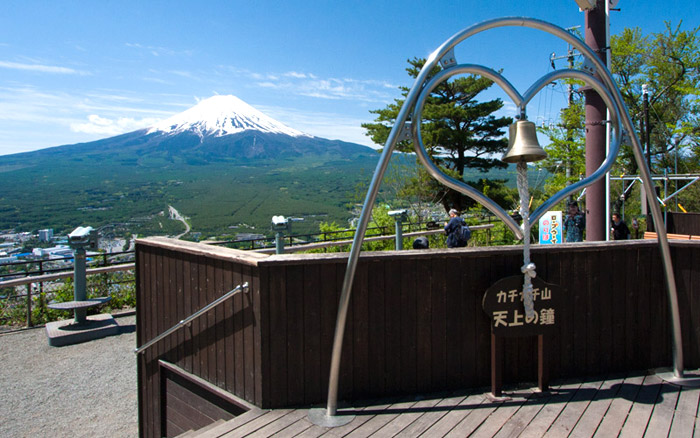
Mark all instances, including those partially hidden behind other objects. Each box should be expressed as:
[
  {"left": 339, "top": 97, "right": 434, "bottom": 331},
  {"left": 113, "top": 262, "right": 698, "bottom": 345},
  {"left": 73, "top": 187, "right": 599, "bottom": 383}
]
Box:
[{"left": 185, "top": 371, "right": 700, "bottom": 437}]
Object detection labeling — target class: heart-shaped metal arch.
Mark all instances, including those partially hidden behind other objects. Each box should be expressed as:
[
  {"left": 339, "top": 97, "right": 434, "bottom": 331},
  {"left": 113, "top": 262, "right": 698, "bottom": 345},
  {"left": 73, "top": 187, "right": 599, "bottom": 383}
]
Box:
[
  {"left": 310, "top": 17, "right": 690, "bottom": 427},
  {"left": 411, "top": 65, "right": 623, "bottom": 233}
]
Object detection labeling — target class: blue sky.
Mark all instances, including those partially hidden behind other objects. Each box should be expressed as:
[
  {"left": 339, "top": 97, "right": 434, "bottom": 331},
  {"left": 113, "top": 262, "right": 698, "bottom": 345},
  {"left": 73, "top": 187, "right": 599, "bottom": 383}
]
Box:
[{"left": 1, "top": 0, "right": 697, "bottom": 156}]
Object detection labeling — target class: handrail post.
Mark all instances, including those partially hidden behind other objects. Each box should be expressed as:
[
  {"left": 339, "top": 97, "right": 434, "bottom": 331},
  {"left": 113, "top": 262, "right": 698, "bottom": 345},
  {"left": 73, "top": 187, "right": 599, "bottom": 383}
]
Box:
[
  {"left": 39, "top": 260, "right": 44, "bottom": 298},
  {"left": 26, "top": 283, "right": 32, "bottom": 327}
]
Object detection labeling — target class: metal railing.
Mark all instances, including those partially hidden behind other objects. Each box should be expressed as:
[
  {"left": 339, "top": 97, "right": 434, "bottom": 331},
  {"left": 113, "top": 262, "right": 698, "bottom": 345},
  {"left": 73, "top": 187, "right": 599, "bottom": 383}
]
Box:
[
  {"left": 0, "top": 250, "right": 134, "bottom": 282},
  {"left": 134, "top": 282, "right": 249, "bottom": 355},
  {"left": 254, "top": 223, "right": 494, "bottom": 254},
  {"left": 215, "top": 217, "right": 504, "bottom": 251},
  {"left": 0, "top": 218, "right": 502, "bottom": 327},
  {"left": 0, "top": 263, "right": 135, "bottom": 327}
]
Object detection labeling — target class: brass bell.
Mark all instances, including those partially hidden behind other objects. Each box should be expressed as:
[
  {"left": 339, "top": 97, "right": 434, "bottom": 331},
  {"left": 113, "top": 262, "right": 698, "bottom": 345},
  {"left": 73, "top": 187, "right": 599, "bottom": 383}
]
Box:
[{"left": 502, "top": 120, "right": 547, "bottom": 163}]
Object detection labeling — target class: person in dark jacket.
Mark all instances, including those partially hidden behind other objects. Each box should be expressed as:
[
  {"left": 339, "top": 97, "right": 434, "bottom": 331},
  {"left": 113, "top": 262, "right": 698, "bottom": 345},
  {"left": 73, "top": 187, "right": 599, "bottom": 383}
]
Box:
[
  {"left": 444, "top": 208, "right": 467, "bottom": 248},
  {"left": 611, "top": 213, "right": 630, "bottom": 240}
]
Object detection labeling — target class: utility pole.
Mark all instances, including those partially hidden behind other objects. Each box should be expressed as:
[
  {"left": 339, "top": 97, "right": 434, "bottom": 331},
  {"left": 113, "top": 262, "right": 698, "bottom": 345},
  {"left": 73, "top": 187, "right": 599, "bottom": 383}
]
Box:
[
  {"left": 550, "top": 25, "right": 581, "bottom": 203},
  {"left": 567, "top": 43, "right": 575, "bottom": 202},
  {"left": 642, "top": 83, "right": 655, "bottom": 231},
  {"left": 584, "top": 0, "right": 608, "bottom": 241}
]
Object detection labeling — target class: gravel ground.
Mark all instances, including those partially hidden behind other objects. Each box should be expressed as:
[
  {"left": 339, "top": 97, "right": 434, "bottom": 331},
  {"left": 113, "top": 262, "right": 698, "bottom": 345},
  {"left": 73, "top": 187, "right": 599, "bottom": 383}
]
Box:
[{"left": 0, "top": 312, "right": 138, "bottom": 438}]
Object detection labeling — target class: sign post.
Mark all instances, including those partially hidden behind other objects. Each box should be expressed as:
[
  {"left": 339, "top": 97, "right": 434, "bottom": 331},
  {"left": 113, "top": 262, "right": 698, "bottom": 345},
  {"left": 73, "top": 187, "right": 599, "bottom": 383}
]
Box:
[{"left": 483, "top": 275, "right": 560, "bottom": 396}]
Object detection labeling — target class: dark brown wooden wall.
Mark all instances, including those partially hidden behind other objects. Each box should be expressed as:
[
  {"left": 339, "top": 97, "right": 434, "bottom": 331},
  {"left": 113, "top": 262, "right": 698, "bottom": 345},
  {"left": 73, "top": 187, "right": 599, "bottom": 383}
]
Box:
[
  {"left": 258, "top": 241, "right": 700, "bottom": 408},
  {"left": 161, "top": 364, "right": 243, "bottom": 437},
  {"left": 668, "top": 212, "right": 700, "bottom": 235},
  {"left": 136, "top": 241, "right": 262, "bottom": 438},
  {"left": 137, "top": 238, "right": 700, "bottom": 436}
]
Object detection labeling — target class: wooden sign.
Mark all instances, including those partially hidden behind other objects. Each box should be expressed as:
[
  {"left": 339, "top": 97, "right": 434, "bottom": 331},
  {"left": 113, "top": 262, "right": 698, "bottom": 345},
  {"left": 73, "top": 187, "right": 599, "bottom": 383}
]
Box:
[{"left": 482, "top": 275, "right": 560, "bottom": 337}]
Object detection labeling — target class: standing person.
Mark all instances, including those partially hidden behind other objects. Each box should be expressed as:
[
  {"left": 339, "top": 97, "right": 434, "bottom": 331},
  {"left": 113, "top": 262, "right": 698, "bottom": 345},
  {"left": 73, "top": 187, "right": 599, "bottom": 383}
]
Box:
[
  {"left": 444, "top": 208, "right": 467, "bottom": 248},
  {"left": 564, "top": 201, "right": 586, "bottom": 242},
  {"left": 632, "top": 218, "right": 640, "bottom": 239},
  {"left": 611, "top": 213, "right": 631, "bottom": 240}
]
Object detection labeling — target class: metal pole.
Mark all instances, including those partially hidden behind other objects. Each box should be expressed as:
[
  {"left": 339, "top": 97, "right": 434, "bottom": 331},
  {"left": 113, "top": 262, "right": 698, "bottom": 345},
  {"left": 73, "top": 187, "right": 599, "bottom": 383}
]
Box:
[
  {"left": 605, "top": 0, "right": 612, "bottom": 241},
  {"left": 275, "top": 232, "right": 284, "bottom": 255},
  {"left": 643, "top": 84, "right": 653, "bottom": 231},
  {"left": 73, "top": 247, "right": 87, "bottom": 324},
  {"left": 643, "top": 84, "right": 651, "bottom": 171},
  {"left": 313, "top": 48, "right": 438, "bottom": 425},
  {"left": 566, "top": 46, "right": 574, "bottom": 202},
  {"left": 25, "top": 283, "right": 32, "bottom": 327},
  {"left": 394, "top": 218, "right": 403, "bottom": 251},
  {"left": 664, "top": 168, "right": 668, "bottom": 226}
]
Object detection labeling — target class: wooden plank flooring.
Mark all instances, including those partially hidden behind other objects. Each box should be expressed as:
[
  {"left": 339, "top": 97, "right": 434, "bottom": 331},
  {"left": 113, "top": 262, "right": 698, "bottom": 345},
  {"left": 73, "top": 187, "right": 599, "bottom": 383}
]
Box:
[{"left": 191, "top": 371, "right": 700, "bottom": 437}]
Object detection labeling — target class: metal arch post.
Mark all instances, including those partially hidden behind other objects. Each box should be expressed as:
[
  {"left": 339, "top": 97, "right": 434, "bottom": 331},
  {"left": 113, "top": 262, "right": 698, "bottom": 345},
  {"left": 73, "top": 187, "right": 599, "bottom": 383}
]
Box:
[
  {"left": 308, "top": 47, "right": 448, "bottom": 426},
  {"left": 431, "top": 16, "right": 697, "bottom": 386},
  {"left": 621, "top": 112, "right": 699, "bottom": 385},
  {"left": 310, "top": 17, "right": 699, "bottom": 427},
  {"left": 523, "top": 16, "right": 698, "bottom": 386},
  {"left": 567, "top": 25, "right": 697, "bottom": 385}
]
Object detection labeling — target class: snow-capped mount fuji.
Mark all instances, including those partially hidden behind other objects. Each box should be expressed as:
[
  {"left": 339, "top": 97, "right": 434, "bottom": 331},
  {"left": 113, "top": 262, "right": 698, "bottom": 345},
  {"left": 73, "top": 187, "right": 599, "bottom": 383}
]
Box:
[
  {"left": 10, "top": 94, "right": 373, "bottom": 164},
  {"left": 147, "top": 95, "right": 310, "bottom": 139},
  {"left": 0, "top": 95, "right": 382, "bottom": 236}
]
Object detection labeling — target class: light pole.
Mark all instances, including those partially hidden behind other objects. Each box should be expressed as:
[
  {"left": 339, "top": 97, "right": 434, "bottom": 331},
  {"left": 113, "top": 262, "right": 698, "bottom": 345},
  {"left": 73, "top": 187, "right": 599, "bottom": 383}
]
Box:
[{"left": 643, "top": 84, "right": 651, "bottom": 171}]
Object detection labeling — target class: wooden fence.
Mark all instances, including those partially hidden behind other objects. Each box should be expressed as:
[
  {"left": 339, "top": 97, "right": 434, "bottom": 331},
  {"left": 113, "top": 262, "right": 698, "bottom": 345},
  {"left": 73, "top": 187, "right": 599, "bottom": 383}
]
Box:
[
  {"left": 667, "top": 211, "right": 700, "bottom": 236},
  {"left": 136, "top": 236, "right": 700, "bottom": 437}
]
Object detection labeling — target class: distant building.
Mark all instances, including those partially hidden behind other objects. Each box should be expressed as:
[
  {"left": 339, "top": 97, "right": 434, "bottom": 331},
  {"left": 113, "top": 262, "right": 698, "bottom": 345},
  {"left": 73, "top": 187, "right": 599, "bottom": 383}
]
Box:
[
  {"left": 0, "top": 255, "right": 17, "bottom": 264},
  {"left": 236, "top": 233, "right": 265, "bottom": 241},
  {"left": 32, "top": 245, "right": 72, "bottom": 259},
  {"left": 0, "top": 232, "right": 32, "bottom": 243},
  {"left": 38, "top": 229, "right": 54, "bottom": 242}
]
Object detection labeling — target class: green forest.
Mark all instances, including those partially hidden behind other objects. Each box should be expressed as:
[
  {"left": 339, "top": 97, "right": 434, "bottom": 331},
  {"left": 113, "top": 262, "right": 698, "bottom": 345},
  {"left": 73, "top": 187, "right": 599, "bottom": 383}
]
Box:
[{"left": 0, "top": 153, "right": 386, "bottom": 239}]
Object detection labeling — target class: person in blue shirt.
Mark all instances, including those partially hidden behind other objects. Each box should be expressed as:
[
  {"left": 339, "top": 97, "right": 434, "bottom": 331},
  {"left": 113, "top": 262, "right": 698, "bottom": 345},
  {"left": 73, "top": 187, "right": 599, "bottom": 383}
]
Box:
[
  {"left": 564, "top": 201, "right": 585, "bottom": 242},
  {"left": 444, "top": 208, "right": 467, "bottom": 248}
]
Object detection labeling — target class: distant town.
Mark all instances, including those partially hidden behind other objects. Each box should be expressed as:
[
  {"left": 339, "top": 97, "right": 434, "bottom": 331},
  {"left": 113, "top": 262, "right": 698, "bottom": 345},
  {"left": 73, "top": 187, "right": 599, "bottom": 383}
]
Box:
[{"left": 0, "top": 228, "right": 132, "bottom": 267}]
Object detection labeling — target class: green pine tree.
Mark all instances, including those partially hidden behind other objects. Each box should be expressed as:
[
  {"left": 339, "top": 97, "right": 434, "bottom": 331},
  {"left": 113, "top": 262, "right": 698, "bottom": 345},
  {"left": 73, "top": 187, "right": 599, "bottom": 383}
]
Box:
[{"left": 362, "top": 58, "right": 512, "bottom": 213}]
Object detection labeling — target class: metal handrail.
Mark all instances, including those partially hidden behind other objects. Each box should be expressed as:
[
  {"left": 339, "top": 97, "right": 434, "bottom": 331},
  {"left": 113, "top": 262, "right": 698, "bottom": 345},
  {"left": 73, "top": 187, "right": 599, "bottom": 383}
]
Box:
[
  {"left": 134, "top": 282, "right": 249, "bottom": 355},
  {"left": 254, "top": 223, "right": 495, "bottom": 254}
]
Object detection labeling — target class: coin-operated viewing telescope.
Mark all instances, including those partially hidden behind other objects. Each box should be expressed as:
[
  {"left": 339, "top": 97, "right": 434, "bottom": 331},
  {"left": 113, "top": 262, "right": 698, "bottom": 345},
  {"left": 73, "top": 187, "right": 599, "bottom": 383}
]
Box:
[
  {"left": 67, "top": 226, "right": 99, "bottom": 324},
  {"left": 271, "top": 215, "right": 304, "bottom": 254},
  {"left": 68, "top": 226, "right": 98, "bottom": 250}
]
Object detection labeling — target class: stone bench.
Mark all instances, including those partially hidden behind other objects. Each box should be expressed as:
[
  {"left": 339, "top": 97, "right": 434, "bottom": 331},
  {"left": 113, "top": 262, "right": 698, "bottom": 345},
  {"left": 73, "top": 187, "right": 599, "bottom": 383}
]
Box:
[{"left": 47, "top": 297, "right": 111, "bottom": 310}]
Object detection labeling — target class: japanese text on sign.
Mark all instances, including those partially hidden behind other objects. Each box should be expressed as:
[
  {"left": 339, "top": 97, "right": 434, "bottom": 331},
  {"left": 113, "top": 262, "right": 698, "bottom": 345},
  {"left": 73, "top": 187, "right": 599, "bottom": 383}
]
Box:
[
  {"left": 539, "top": 211, "right": 562, "bottom": 244},
  {"left": 482, "top": 276, "right": 559, "bottom": 337}
]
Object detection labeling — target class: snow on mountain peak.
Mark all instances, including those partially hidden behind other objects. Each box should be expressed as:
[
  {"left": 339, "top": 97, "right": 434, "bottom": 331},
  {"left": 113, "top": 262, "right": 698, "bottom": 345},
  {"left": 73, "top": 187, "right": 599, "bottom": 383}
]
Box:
[{"left": 147, "top": 95, "right": 308, "bottom": 138}]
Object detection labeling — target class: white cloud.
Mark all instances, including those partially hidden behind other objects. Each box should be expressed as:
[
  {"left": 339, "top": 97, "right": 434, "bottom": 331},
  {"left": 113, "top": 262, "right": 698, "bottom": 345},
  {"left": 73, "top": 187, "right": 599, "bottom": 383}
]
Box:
[
  {"left": 257, "top": 82, "right": 279, "bottom": 89},
  {"left": 170, "top": 70, "right": 198, "bottom": 79},
  {"left": 284, "top": 71, "right": 313, "bottom": 79},
  {"left": 260, "top": 105, "right": 379, "bottom": 148},
  {"left": 71, "top": 114, "right": 160, "bottom": 135},
  {"left": 125, "top": 43, "right": 193, "bottom": 57},
  {"left": 0, "top": 85, "right": 185, "bottom": 154},
  {"left": 222, "top": 65, "right": 397, "bottom": 103},
  {"left": 0, "top": 60, "right": 89, "bottom": 75}
]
